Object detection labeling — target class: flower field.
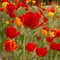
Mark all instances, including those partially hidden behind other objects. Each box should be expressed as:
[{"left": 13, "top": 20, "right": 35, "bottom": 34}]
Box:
[{"left": 0, "top": 0, "right": 60, "bottom": 60}]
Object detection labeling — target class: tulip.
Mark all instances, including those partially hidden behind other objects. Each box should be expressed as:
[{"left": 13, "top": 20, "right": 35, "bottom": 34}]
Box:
[
  {"left": 26, "top": 42, "right": 36, "bottom": 52},
  {"left": 5, "top": 26, "right": 20, "bottom": 38},
  {"left": 4, "top": 39, "right": 18, "bottom": 52},
  {"left": 15, "top": 17, "right": 22, "bottom": 26},
  {"left": 48, "top": 12, "right": 54, "bottom": 18}
]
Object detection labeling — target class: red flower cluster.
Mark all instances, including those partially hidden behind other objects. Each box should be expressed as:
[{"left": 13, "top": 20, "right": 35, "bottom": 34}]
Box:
[
  {"left": 50, "top": 42, "right": 60, "bottom": 51},
  {"left": 16, "top": 2, "right": 28, "bottom": 9},
  {"left": 36, "top": 47, "right": 48, "bottom": 57},
  {"left": 5, "top": 26, "right": 20, "bottom": 38},
  {"left": 6, "top": 3, "right": 15, "bottom": 13},
  {"left": 21, "top": 12, "right": 41, "bottom": 29},
  {"left": 6, "top": 3, "right": 16, "bottom": 18},
  {"left": 26, "top": 42, "right": 36, "bottom": 52},
  {"left": 4, "top": 39, "right": 18, "bottom": 52},
  {"left": 26, "top": 42, "right": 48, "bottom": 57}
]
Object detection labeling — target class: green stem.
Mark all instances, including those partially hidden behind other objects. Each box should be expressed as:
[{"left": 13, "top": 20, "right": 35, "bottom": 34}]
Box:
[
  {"left": 22, "top": 29, "right": 27, "bottom": 60},
  {"left": 5, "top": 52, "right": 8, "bottom": 60}
]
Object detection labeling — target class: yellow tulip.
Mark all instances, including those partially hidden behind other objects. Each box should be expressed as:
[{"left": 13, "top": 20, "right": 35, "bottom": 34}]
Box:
[
  {"left": 2, "top": 2, "right": 8, "bottom": 10},
  {"left": 15, "top": 17, "right": 22, "bottom": 26},
  {"left": 48, "top": 12, "right": 54, "bottom": 18},
  {"left": 50, "top": 32, "right": 55, "bottom": 37}
]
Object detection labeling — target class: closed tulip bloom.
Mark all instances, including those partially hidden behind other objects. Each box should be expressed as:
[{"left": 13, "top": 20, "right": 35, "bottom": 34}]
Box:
[
  {"left": 4, "top": 39, "right": 18, "bottom": 52},
  {"left": 6, "top": 3, "right": 16, "bottom": 13},
  {"left": 36, "top": 47, "right": 48, "bottom": 57},
  {"left": 26, "top": 42, "right": 36, "bottom": 52},
  {"left": 50, "top": 42, "right": 58, "bottom": 50},
  {"left": 43, "top": 17, "right": 48, "bottom": 22},
  {"left": 5, "top": 26, "right": 20, "bottom": 38},
  {"left": 46, "top": 36, "right": 54, "bottom": 43}
]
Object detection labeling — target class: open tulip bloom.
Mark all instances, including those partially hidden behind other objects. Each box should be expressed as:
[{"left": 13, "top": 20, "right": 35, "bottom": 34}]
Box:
[{"left": 0, "top": 0, "right": 60, "bottom": 60}]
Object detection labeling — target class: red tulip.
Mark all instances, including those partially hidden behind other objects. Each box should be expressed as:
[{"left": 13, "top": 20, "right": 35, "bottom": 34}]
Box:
[
  {"left": 50, "top": 42, "right": 58, "bottom": 50},
  {"left": 57, "top": 44, "right": 60, "bottom": 51},
  {"left": 46, "top": 37, "right": 54, "bottom": 43},
  {"left": 6, "top": 26, "right": 20, "bottom": 38},
  {"left": 43, "top": 17, "right": 48, "bottom": 22},
  {"left": 4, "top": 39, "right": 18, "bottom": 52},
  {"left": 21, "top": 12, "right": 41, "bottom": 29},
  {"left": 49, "top": 7, "right": 55, "bottom": 12},
  {"left": 6, "top": 3, "right": 16, "bottom": 13},
  {"left": 6, "top": 3, "right": 16, "bottom": 18},
  {"left": 36, "top": 47, "right": 48, "bottom": 57},
  {"left": 8, "top": 12, "right": 16, "bottom": 18},
  {"left": 26, "top": 42, "right": 36, "bottom": 52},
  {"left": 52, "top": 29, "right": 60, "bottom": 37}
]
